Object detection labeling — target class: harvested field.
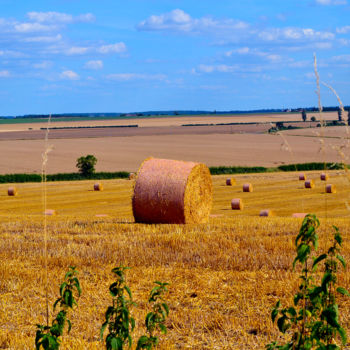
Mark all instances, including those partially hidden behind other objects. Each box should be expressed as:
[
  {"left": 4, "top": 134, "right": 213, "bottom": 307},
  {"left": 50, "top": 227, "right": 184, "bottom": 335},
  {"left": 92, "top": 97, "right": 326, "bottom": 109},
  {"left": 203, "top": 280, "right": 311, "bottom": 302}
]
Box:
[
  {"left": 0, "top": 111, "right": 339, "bottom": 131},
  {"left": 0, "top": 133, "right": 346, "bottom": 174},
  {"left": 0, "top": 171, "right": 350, "bottom": 349}
]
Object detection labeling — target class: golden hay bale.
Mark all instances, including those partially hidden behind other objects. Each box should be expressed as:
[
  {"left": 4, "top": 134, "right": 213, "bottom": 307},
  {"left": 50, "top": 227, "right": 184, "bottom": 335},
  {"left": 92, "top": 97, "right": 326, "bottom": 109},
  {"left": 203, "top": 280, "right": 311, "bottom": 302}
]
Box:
[
  {"left": 305, "top": 180, "right": 315, "bottom": 189},
  {"left": 320, "top": 173, "right": 329, "bottom": 181},
  {"left": 132, "top": 157, "right": 212, "bottom": 224},
  {"left": 7, "top": 187, "right": 17, "bottom": 196},
  {"left": 94, "top": 183, "right": 103, "bottom": 191},
  {"left": 259, "top": 209, "right": 274, "bottom": 217},
  {"left": 231, "top": 198, "right": 243, "bottom": 210},
  {"left": 129, "top": 172, "right": 136, "bottom": 180},
  {"left": 44, "top": 209, "right": 56, "bottom": 216},
  {"left": 243, "top": 183, "right": 253, "bottom": 192},
  {"left": 226, "top": 178, "right": 236, "bottom": 186},
  {"left": 299, "top": 173, "right": 306, "bottom": 181},
  {"left": 326, "top": 184, "right": 336, "bottom": 193},
  {"left": 292, "top": 213, "right": 307, "bottom": 218}
]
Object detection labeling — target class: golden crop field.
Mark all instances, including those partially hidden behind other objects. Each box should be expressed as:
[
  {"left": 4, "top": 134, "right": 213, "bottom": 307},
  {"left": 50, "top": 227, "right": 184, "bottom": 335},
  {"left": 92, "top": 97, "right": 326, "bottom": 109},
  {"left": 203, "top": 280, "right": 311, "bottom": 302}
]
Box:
[{"left": 1, "top": 171, "right": 350, "bottom": 349}]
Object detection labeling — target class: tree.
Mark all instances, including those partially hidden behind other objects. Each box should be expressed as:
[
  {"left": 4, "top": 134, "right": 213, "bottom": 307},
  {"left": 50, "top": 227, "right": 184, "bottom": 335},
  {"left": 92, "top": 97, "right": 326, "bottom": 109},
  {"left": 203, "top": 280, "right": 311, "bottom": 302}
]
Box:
[
  {"left": 301, "top": 109, "right": 307, "bottom": 122},
  {"left": 311, "top": 116, "right": 316, "bottom": 122},
  {"left": 338, "top": 108, "right": 343, "bottom": 122},
  {"left": 76, "top": 155, "right": 97, "bottom": 177}
]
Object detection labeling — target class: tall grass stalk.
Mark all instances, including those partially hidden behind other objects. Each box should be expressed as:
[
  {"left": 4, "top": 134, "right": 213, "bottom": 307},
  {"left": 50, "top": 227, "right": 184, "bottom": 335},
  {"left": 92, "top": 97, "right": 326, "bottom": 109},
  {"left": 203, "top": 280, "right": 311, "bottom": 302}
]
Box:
[{"left": 41, "top": 115, "right": 53, "bottom": 326}]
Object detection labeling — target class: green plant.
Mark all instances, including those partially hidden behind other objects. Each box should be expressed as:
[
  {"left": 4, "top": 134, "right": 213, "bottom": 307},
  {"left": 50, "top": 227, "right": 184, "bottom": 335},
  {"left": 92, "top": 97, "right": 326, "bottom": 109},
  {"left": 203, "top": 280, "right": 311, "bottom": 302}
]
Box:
[
  {"left": 35, "top": 266, "right": 81, "bottom": 350},
  {"left": 301, "top": 109, "right": 307, "bottom": 122},
  {"left": 266, "top": 215, "right": 349, "bottom": 349},
  {"left": 311, "top": 116, "right": 316, "bottom": 122},
  {"left": 100, "top": 266, "right": 136, "bottom": 350},
  {"left": 136, "top": 282, "right": 169, "bottom": 350},
  {"left": 76, "top": 154, "right": 97, "bottom": 177}
]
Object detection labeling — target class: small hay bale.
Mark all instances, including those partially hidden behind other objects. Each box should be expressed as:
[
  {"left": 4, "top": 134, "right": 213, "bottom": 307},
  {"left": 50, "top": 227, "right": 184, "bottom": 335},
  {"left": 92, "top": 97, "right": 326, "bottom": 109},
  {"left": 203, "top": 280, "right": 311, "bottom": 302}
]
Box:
[
  {"left": 132, "top": 157, "right": 212, "bottom": 224},
  {"left": 129, "top": 172, "right": 136, "bottom": 180},
  {"left": 259, "top": 209, "right": 274, "bottom": 217},
  {"left": 7, "top": 187, "right": 17, "bottom": 196},
  {"left": 44, "top": 209, "right": 56, "bottom": 216},
  {"left": 226, "top": 178, "right": 236, "bottom": 186},
  {"left": 94, "top": 183, "right": 103, "bottom": 191},
  {"left": 231, "top": 198, "right": 243, "bottom": 210},
  {"left": 320, "top": 173, "right": 329, "bottom": 181},
  {"left": 243, "top": 183, "right": 253, "bottom": 192},
  {"left": 326, "top": 184, "right": 336, "bottom": 193},
  {"left": 305, "top": 180, "right": 315, "bottom": 189},
  {"left": 299, "top": 173, "right": 306, "bottom": 181},
  {"left": 292, "top": 213, "right": 307, "bottom": 218}
]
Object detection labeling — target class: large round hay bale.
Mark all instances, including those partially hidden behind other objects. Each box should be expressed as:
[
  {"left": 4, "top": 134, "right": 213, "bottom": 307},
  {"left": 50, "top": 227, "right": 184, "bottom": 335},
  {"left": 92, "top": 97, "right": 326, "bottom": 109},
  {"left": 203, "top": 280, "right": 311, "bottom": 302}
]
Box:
[
  {"left": 320, "top": 173, "right": 329, "bottom": 181},
  {"left": 299, "top": 173, "right": 306, "bottom": 181},
  {"left": 326, "top": 184, "right": 336, "bottom": 193},
  {"left": 94, "top": 183, "right": 103, "bottom": 191},
  {"left": 44, "top": 209, "right": 56, "bottom": 216},
  {"left": 7, "top": 187, "right": 17, "bottom": 196},
  {"left": 243, "top": 183, "right": 253, "bottom": 192},
  {"left": 129, "top": 172, "right": 136, "bottom": 180},
  {"left": 305, "top": 180, "right": 314, "bottom": 189},
  {"left": 226, "top": 178, "right": 236, "bottom": 186},
  {"left": 292, "top": 213, "right": 307, "bottom": 218},
  {"left": 260, "top": 209, "right": 274, "bottom": 217},
  {"left": 231, "top": 198, "right": 243, "bottom": 210},
  {"left": 132, "top": 157, "right": 212, "bottom": 224}
]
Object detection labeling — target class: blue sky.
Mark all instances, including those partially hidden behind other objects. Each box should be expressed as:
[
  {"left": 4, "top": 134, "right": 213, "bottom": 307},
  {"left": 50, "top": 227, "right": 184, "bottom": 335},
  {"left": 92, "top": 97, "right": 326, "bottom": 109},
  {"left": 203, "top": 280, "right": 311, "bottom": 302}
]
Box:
[{"left": 0, "top": 0, "right": 349, "bottom": 115}]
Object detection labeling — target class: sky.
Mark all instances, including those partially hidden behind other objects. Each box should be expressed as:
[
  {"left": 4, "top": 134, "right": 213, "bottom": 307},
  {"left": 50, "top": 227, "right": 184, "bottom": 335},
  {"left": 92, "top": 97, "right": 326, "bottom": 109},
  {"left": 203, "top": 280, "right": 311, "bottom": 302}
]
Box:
[{"left": 0, "top": 0, "right": 349, "bottom": 115}]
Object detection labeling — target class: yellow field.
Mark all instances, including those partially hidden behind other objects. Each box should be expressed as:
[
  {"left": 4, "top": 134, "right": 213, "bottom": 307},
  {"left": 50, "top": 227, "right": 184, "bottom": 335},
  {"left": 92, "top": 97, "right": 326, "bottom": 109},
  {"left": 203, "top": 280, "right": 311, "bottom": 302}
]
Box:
[{"left": 1, "top": 172, "right": 350, "bottom": 349}]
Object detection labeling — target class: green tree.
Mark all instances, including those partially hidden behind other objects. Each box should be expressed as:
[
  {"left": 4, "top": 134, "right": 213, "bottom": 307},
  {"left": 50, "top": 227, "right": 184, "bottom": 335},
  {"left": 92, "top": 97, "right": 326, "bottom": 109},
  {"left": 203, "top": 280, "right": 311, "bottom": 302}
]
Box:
[
  {"left": 76, "top": 155, "right": 97, "bottom": 177},
  {"left": 301, "top": 109, "right": 307, "bottom": 122},
  {"left": 311, "top": 116, "right": 316, "bottom": 122},
  {"left": 338, "top": 108, "right": 343, "bottom": 122}
]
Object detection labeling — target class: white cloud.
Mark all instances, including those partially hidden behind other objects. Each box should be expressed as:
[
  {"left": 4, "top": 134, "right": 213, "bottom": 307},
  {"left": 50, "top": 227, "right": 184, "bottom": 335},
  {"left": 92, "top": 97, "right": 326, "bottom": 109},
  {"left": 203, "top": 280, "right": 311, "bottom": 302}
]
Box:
[
  {"left": 315, "top": 0, "right": 347, "bottom": 4},
  {"left": 98, "top": 42, "right": 127, "bottom": 54},
  {"left": 23, "top": 34, "right": 62, "bottom": 43},
  {"left": 60, "top": 70, "right": 79, "bottom": 80},
  {"left": 196, "top": 64, "right": 238, "bottom": 73},
  {"left": 84, "top": 60, "right": 103, "bottom": 69},
  {"left": 26, "top": 11, "right": 95, "bottom": 24},
  {"left": 65, "top": 46, "right": 89, "bottom": 55},
  {"left": 106, "top": 73, "right": 166, "bottom": 81},
  {"left": 14, "top": 22, "right": 57, "bottom": 33},
  {"left": 137, "top": 9, "right": 249, "bottom": 33},
  {"left": 258, "top": 27, "right": 334, "bottom": 42},
  {"left": 0, "top": 70, "right": 10, "bottom": 77},
  {"left": 337, "top": 25, "right": 350, "bottom": 34},
  {"left": 33, "top": 61, "right": 53, "bottom": 69}
]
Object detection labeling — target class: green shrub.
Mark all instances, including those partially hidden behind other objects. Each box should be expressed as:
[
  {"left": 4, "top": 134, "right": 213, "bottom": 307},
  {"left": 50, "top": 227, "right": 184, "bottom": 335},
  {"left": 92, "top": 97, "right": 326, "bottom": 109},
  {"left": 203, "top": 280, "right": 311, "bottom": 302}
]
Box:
[
  {"left": 35, "top": 267, "right": 81, "bottom": 350},
  {"left": 266, "top": 215, "right": 349, "bottom": 349}
]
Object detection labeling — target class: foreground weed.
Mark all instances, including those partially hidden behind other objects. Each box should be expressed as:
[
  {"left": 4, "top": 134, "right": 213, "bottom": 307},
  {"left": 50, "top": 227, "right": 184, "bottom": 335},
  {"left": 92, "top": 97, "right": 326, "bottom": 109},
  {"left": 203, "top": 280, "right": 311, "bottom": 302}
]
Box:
[
  {"left": 100, "top": 266, "right": 136, "bottom": 350},
  {"left": 137, "top": 281, "right": 170, "bottom": 350},
  {"left": 267, "top": 214, "right": 349, "bottom": 349},
  {"left": 35, "top": 266, "right": 81, "bottom": 350}
]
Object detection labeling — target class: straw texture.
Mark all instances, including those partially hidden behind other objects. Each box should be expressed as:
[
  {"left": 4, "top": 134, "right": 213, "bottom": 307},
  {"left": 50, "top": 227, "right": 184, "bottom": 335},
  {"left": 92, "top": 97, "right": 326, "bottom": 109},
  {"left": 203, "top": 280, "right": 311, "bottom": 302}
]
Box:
[
  {"left": 132, "top": 157, "right": 212, "bottom": 224},
  {"left": 7, "top": 187, "right": 17, "bottom": 196},
  {"left": 299, "top": 173, "right": 306, "bottom": 181},
  {"left": 320, "top": 173, "right": 329, "bottom": 181},
  {"left": 243, "top": 183, "right": 253, "bottom": 192},
  {"left": 226, "top": 178, "right": 236, "bottom": 186},
  {"left": 231, "top": 198, "right": 243, "bottom": 210},
  {"left": 326, "top": 184, "right": 336, "bottom": 193},
  {"left": 94, "top": 183, "right": 103, "bottom": 191},
  {"left": 305, "top": 180, "right": 315, "bottom": 189},
  {"left": 259, "top": 209, "right": 274, "bottom": 217}
]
